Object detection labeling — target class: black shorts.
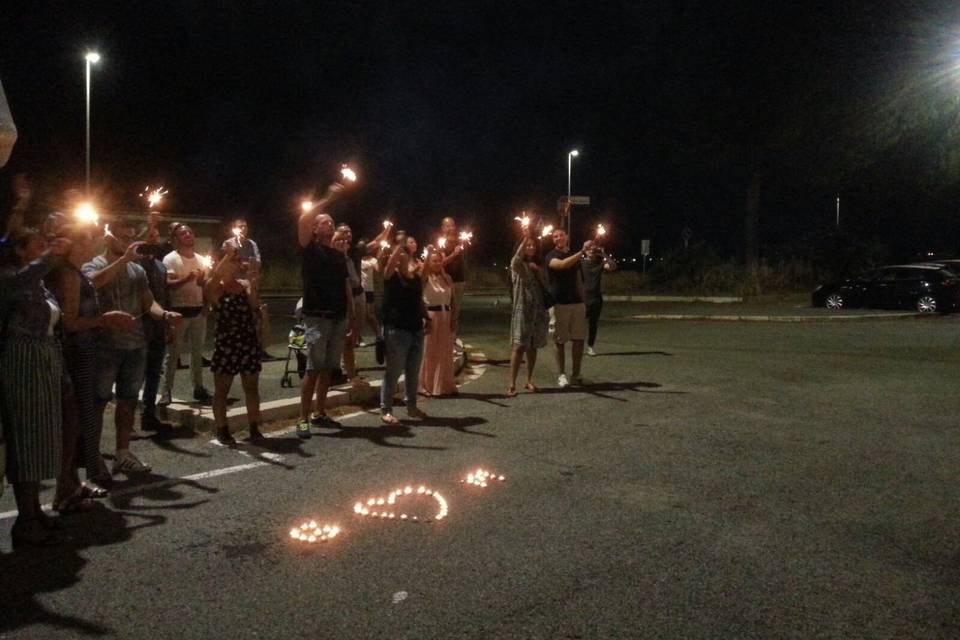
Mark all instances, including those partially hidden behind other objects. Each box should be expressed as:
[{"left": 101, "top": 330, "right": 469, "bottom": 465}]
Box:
[{"left": 365, "top": 291, "right": 374, "bottom": 303}]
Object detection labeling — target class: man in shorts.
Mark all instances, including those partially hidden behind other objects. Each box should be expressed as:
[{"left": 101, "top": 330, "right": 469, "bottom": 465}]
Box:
[
  {"left": 84, "top": 219, "right": 182, "bottom": 473},
  {"left": 295, "top": 184, "right": 354, "bottom": 439},
  {"left": 545, "top": 228, "right": 593, "bottom": 388}
]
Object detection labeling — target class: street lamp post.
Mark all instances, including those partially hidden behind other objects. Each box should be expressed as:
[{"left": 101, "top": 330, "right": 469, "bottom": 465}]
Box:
[
  {"left": 566, "top": 149, "right": 579, "bottom": 236},
  {"left": 84, "top": 51, "right": 100, "bottom": 194}
]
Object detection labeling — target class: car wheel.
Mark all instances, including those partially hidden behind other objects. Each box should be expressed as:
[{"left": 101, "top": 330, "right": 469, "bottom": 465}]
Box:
[
  {"left": 825, "top": 293, "right": 845, "bottom": 310},
  {"left": 916, "top": 295, "right": 937, "bottom": 313}
]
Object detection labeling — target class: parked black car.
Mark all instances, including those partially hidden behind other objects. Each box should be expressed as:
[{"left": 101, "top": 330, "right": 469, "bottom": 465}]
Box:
[{"left": 811, "top": 264, "right": 960, "bottom": 313}]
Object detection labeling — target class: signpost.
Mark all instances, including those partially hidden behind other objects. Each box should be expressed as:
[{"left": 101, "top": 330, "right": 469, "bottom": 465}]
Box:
[
  {"left": 557, "top": 195, "right": 591, "bottom": 237},
  {"left": 641, "top": 239, "right": 650, "bottom": 274}
]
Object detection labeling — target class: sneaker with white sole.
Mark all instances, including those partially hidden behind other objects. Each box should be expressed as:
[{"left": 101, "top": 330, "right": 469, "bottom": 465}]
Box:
[
  {"left": 296, "top": 419, "right": 312, "bottom": 440},
  {"left": 112, "top": 450, "right": 151, "bottom": 474},
  {"left": 586, "top": 346, "right": 596, "bottom": 357},
  {"left": 557, "top": 374, "right": 570, "bottom": 389}
]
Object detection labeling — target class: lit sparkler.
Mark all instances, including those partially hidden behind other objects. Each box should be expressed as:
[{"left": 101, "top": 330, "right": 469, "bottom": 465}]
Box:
[
  {"left": 352, "top": 485, "right": 449, "bottom": 522},
  {"left": 596, "top": 224, "right": 608, "bottom": 238},
  {"left": 74, "top": 202, "right": 99, "bottom": 225},
  {"left": 232, "top": 226, "right": 242, "bottom": 239},
  {"left": 540, "top": 224, "right": 554, "bottom": 238},
  {"left": 461, "top": 468, "right": 506, "bottom": 488},
  {"left": 140, "top": 186, "right": 168, "bottom": 209},
  {"left": 437, "top": 237, "right": 447, "bottom": 249},
  {"left": 301, "top": 200, "right": 314, "bottom": 213},
  {"left": 514, "top": 214, "right": 530, "bottom": 229},
  {"left": 458, "top": 231, "right": 473, "bottom": 245},
  {"left": 288, "top": 521, "right": 341, "bottom": 544},
  {"left": 379, "top": 239, "right": 390, "bottom": 249},
  {"left": 382, "top": 219, "right": 392, "bottom": 229},
  {"left": 340, "top": 165, "right": 358, "bottom": 183},
  {"left": 197, "top": 254, "right": 214, "bottom": 270}
]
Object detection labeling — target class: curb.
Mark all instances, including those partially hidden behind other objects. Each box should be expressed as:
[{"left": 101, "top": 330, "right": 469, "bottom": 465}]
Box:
[
  {"left": 629, "top": 312, "right": 924, "bottom": 322},
  {"left": 158, "top": 346, "right": 470, "bottom": 431}
]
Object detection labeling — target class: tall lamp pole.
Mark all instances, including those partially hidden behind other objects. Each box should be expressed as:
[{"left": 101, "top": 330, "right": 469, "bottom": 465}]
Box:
[
  {"left": 567, "top": 149, "right": 579, "bottom": 235},
  {"left": 84, "top": 51, "right": 100, "bottom": 194}
]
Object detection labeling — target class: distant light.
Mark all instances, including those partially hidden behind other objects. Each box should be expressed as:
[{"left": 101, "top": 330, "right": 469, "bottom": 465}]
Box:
[
  {"left": 569, "top": 149, "right": 580, "bottom": 157},
  {"left": 85, "top": 52, "right": 101, "bottom": 63}
]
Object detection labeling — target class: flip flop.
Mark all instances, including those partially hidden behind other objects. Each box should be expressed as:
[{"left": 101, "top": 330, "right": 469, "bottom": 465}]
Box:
[
  {"left": 80, "top": 481, "right": 109, "bottom": 499},
  {"left": 506, "top": 387, "right": 517, "bottom": 397},
  {"left": 524, "top": 383, "right": 539, "bottom": 392}
]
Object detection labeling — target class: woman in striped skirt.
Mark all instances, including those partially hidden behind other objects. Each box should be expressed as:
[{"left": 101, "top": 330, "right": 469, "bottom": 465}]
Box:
[
  {"left": 49, "top": 224, "right": 134, "bottom": 511},
  {"left": 0, "top": 229, "right": 72, "bottom": 547}
]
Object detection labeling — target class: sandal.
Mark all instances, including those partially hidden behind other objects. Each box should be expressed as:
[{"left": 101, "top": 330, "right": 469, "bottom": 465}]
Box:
[
  {"left": 524, "top": 382, "right": 539, "bottom": 392},
  {"left": 506, "top": 387, "right": 517, "bottom": 398},
  {"left": 216, "top": 428, "right": 237, "bottom": 446},
  {"left": 381, "top": 413, "right": 399, "bottom": 425},
  {"left": 53, "top": 491, "right": 99, "bottom": 515},
  {"left": 80, "top": 481, "right": 108, "bottom": 499}
]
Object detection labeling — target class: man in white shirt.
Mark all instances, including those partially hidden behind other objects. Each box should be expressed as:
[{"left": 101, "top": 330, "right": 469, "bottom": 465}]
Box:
[{"left": 160, "top": 224, "right": 211, "bottom": 404}]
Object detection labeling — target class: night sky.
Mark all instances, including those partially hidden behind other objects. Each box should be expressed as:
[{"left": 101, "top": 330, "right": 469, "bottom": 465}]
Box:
[{"left": 3, "top": 1, "right": 960, "bottom": 263}]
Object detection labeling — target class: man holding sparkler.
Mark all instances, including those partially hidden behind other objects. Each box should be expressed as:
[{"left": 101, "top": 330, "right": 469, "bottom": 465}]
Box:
[
  {"left": 83, "top": 218, "right": 182, "bottom": 474},
  {"left": 161, "top": 224, "right": 211, "bottom": 404},
  {"left": 295, "top": 183, "right": 354, "bottom": 439},
  {"left": 545, "top": 228, "right": 592, "bottom": 388},
  {"left": 439, "top": 217, "right": 466, "bottom": 348},
  {"left": 581, "top": 233, "right": 617, "bottom": 357}
]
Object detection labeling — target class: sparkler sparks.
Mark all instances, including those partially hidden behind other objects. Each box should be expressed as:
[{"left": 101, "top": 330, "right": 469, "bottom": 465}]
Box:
[
  {"left": 140, "top": 186, "right": 168, "bottom": 209},
  {"left": 514, "top": 214, "right": 530, "bottom": 228},
  {"left": 596, "top": 224, "right": 608, "bottom": 237},
  {"left": 437, "top": 237, "right": 447, "bottom": 249},
  {"left": 232, "top": 227, "right": 242, "bottom": 239},
  {"left": 340, "top": 166, "right": 358, "bottom": 183},
  {"left": 541, "top": 224, "right": 554, "bottom": 238},
  {"left": 74, "top": 202, "right": 99, "bottom": 225},
  {"left": 301, "top": 200, "right": 314, "bottom": 213},
  {"left": 458, "top": 231, "right": 473, "bottom": 245},
  {"left": 197, "top": 254, "right": 214, "bottom": 270},
  {"left": 461, "top": 468, "right": 506, "bottom": 488},
  {"left": 352, "top": 485, "right": 449, "bottom": 522},
  {"left": 289, "top": 521, "right": 341, "bottom": 544},
  {"left": 379, "top": 239, "right": 390, "bottom": 249}
]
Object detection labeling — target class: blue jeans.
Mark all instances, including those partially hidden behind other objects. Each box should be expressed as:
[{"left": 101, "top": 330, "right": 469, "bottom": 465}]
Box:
[{"left": 380, "top": 325, "right": 424, "bottom": 414}]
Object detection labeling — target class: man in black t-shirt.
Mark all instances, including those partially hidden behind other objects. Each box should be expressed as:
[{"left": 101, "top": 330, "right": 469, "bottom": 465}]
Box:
[
  {"left": 581, "top": 245, "right": 617, "bottom": 356},
  {"left": 440, "top": 217, "right": 466, "bottom": 346},
  {"left": 545, "top": 228, "right": 593, "bottom": 388},
  {"left": 295, "top": 185, "right": 354, "bottom": 439}
]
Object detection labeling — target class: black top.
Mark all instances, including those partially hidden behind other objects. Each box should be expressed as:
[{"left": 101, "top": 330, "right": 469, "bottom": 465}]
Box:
[
  {"left": 141, "top": 257, "right": 169, "bottom": 342},
  {"left": 442, "top": 242, "right": 465, "bottom": 283},
  {"left": 382, "top": 272, "right": 424, "bottom": 331},
  {"left": 302, "top": 242, "right": 348, "bottom": 319},
  {"left": 545, "top": 249, "right": 583, "bottom": 305},
  {"left": 581, "top": 257, "right": 605, "bottom": 304}
]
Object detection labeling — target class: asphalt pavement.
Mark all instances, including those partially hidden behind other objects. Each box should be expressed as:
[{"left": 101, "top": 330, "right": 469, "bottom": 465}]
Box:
[{"left": 2, "top": 305, "right": 960, "bottom": 639}]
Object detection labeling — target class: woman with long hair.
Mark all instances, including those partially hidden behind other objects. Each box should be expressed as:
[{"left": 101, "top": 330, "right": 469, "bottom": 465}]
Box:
[
  {"left": 419, "top": 247, "right": 458, "bottom": 396},
  {"left": 507, "top": 232, "right": 549, "bottom": 396},
  {"left": 204, "top": 245, "right": 262, "bottom": 445},
  {"left": 0, "top": 229, "right": 71, "bottom": 546}
]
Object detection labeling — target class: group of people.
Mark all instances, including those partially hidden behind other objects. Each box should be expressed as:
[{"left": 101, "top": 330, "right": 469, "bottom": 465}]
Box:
[
  {"left": 0, "top": 179, "right": 271, "bottom": 547},
  {"left": 294, "top": 183, "right": 467, "bottom": 435},
  {"left": 0, "top": 175, "right": 615, "bottom": 549}
]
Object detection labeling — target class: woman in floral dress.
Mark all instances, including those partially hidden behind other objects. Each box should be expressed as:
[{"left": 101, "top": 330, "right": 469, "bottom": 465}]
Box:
[{"left": 204, "top": 246, "right": 262, "bottom": 445}]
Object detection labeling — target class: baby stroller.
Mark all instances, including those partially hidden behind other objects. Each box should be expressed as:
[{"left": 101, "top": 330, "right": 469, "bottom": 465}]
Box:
[{"left": 281, "top": 323, "right": 307, "bottom": 388}]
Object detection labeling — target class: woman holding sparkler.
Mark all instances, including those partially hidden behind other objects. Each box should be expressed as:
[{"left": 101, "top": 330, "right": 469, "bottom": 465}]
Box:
[
  {"left": 507, "top": 230, "right": 549, "bottom": 396},
  {"left": 418, "top": 247, "right": 458, "bottom": 397},
  {"left": 204, "top": 245, "right": 262, "bottom": 445}
]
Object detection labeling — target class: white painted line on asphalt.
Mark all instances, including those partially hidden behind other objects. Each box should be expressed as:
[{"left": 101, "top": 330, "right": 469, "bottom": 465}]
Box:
[{"left": 0, "top": 461, "right": 270, "bottom": 521}]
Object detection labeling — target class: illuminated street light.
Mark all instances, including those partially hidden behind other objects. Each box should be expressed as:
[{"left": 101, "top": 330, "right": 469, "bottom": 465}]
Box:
[
  {"left": 567, "top": 149, "right": 580, "bottom": 235},
  {"left": 84, "top": 51, "right": 101, "bottom": 194}
]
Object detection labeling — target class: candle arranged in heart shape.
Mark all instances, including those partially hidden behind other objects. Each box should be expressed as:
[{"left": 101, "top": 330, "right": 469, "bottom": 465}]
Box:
[
  {"left": 289, "top": 520, "right": 341, "bottom": 544},
  {"left": 461, "top": 468, "right": 505, "bottom": 488},
  {"left": 353, "top": 485, "right": 449, "bottom": 522}
]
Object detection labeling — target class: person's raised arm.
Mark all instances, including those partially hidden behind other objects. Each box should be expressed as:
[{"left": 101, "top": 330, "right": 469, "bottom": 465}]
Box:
[
  {"left": 441, "top": 243, "right": 463, "bottom": 267},
  {"left": 86, "top": 241, "right": 144, "bottom": 289},
  {"left": 298, "top": 183, "right": 345, "bottom": 247},
  {"left": 548, "top": 240, "right": 593, "bottom": 272},
  {"left": 369, "top": 222, "right": 392, "bottom": 251},
  {"left": 383, "top": 244, "right": 406, "bottom": 280}
]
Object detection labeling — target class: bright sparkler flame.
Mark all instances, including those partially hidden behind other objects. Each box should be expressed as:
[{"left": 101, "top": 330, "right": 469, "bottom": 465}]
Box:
[
  {"left": 301, "top": 200, "right": 314, "bottom": 213},
  {"left": 340, "top": 166, "right": 358, "bottom": 183},
  {"left": 438, "top": 237, "right": 447, "bottom": 249},
  {"left": 458, "top": 231, "right": 473, "bottom": 245},
  {"left": 383, "top": 219, "right": 392, "bottom": 229},
  {"left": 514, "top": 214, "right": 530, "bottom": 228},
  {"left": 379, "top": 239, "right": 390, "bottom": 249},
  {"left": 197, "top": 254, "right": 214, "bottom": 270},
  {"left": 541, "top": 224, "right": 554, "bottom": 238},
  {"left": 140, "top": 186, "right": 168, "bottom": 209},
  {"left": 232, "top": 226, "right": 242, "bottom": 239},
  {"left": 74, "top": 202, "right": 99, "bottom": 225},
  {"left": 596, "top": 224, "right": 607, "bottom": 237}
]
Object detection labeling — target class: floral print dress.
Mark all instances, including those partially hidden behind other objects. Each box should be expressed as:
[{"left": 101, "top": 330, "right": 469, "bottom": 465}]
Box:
[{"left": 211, "top": 289, "right": 261, "bottom": 376}]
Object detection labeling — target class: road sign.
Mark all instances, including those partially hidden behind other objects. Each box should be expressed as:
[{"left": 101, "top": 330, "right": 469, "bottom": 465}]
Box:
[
  {"left": 568, "top": 196, "right": 590, "bottom": 205},
  {"left": 641, "top": 239, "right": 650, "bottom": 256}
]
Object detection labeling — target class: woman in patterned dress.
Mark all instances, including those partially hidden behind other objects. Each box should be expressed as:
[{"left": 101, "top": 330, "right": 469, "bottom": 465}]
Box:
[
  {"left": 0, "top": 229, "right": 72, "bottom": 547},
  {"left": 204, "top": 245, "right": 262, "bottom": 446},
  {"left": 507, "top": 233, "right": 549, "bottom": 397}
]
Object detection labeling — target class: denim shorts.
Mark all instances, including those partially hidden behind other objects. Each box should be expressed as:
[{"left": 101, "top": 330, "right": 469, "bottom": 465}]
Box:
[
  {"left": 303, "top": 316, "right": 347, "bottom": 372},
  {"left": 94, "top": 347, "right": 147, "bottom": 402}
]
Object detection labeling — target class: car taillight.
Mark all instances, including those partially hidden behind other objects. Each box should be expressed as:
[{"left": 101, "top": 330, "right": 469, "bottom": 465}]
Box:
[{"left": 943, "top": 280, "right": 957, "bottom": 287}]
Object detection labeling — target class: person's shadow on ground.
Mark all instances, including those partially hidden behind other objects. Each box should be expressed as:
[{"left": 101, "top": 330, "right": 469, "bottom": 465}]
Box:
[
  {"left": 594, "top": 350, "right": 673, "bottom": 357},
  {"left": 0, "top": 469, "right": 213, "bottom": 637},
  {"left": 316, "top": 420, "right": 447, "bottom": 450},
  {"left": 534, "top": 380, "right": 686, "bottom": 402}
]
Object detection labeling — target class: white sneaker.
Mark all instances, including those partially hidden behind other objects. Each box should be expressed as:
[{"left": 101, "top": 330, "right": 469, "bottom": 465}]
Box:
[
  {"left": 557, "top": 374, "right": 570, "bottom": 389},
  {"left": 586, "top": 346, "right": 596, "bottom": 357},
  {"left": 112, "top": 450, "right": 151, "bottom": 474}
]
